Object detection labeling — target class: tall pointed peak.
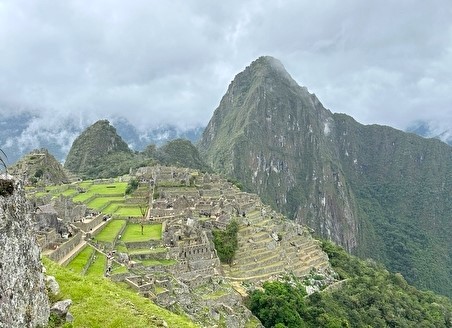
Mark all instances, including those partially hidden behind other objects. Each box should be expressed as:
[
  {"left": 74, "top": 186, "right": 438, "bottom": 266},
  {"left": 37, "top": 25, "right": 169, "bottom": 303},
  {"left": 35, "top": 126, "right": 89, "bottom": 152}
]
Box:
[{"left": 240, "top": 55, "right": 298, "bottom": 86}]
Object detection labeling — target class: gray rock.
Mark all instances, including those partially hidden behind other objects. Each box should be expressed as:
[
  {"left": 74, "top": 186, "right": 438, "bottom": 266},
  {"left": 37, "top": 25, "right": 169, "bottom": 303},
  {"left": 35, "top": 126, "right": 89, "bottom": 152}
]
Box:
[
  {"left": 46, "top": 275, "right": 60, "bottom": 296},
  {"left": 51, "top": 299, "right": 72, "bottom": 317},
  {"left": 66, "top": 311, "right": 74, "bottom": 323},
  {"left": 118, "top": 252, "right": 129, "bottom": 264}
]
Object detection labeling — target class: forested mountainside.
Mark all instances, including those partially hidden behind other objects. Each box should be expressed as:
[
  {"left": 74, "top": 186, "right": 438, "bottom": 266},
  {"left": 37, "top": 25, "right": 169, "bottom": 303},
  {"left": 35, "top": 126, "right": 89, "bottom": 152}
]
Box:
[{"left": 199, "top": 56, "right": 452, "bottom": 297}]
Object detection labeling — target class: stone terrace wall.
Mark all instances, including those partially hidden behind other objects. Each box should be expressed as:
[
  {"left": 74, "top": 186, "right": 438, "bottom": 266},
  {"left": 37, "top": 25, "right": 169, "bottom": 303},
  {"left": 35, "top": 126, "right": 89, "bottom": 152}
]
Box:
[{"left": 48, "top": 231, "right": 83, "bottom": 263}]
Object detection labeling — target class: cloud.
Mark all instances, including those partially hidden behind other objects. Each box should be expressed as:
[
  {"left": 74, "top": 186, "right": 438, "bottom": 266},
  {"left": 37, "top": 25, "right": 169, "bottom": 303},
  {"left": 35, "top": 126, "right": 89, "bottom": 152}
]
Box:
[{"left": 0, "top": 0, "right": 451, "bottom": 140}]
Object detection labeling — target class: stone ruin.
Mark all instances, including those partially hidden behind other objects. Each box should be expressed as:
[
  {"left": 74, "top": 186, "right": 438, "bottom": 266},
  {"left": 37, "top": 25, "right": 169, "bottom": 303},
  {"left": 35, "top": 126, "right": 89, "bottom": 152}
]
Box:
[{"left": 23, "top": 165, "right": 334, "bottom": 328}]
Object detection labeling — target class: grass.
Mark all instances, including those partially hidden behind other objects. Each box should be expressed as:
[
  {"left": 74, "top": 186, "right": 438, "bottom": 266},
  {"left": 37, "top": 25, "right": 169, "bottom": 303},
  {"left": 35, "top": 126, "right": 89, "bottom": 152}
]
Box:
[
  {"left": 102, "top": 203, "right": 120, "bottom": 214},
  {"left": 66, "top": 246, "right": 93, "bottom": 274},
  {"left": 87, "top": 197, "right": 124, "bottom": 211},
  {"left": 88, "top": 182, "right": 128, "bottom": 195},
  {"left": 127, "top": 247, "right": 167, "bottom": 255},
  {"left": 43, "top": 258, "right": 199, "bottom": 328},
  {"left": 114, "top": 206, "right": 144, "bottom": 217},
  {"left": 86, "top": 252, "right": 107, "bottom": 276},
  {"left": 121, "top": 223, "right": 162, "bottom": 242},
  {"left": 73, "top": 192, "right": 96, "bottom": 203},
  {"left": 111, "top": 262, "right": 128, "bottom": 274},
  {"left": 95, "top": 220, "right": 126, "bottom": 243}
]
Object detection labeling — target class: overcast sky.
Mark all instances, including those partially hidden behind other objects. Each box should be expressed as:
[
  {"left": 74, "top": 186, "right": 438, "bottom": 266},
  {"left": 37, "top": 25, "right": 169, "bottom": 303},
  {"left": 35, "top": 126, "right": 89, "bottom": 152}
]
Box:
[{"left": 1, "top": 0, "right": 451, "bottom": 138}]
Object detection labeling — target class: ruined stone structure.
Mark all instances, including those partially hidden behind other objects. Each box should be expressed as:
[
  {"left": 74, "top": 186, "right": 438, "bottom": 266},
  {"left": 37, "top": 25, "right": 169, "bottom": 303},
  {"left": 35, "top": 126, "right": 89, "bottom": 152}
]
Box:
[{"left": 33, "top": 165, "right": 333, "bottom": 327}]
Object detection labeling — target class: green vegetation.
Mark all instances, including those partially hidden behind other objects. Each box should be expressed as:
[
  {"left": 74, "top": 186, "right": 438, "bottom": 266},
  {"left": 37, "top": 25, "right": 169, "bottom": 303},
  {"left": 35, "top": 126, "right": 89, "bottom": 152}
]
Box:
[
  {"left": 125, "top": 178, "right": 139, "bottom": 195},
  {"left": 65, "top": 246, "right": 93, "bottom": 274},
  {"left": 87, "top": 196, "right": 124, "bottom": 211},
  {"left": 248, "top": 241, "right": 452, "bottom": 327},
  {"left": 121, "top": 223, "right": 162, "bottom": 242},
  {"left": 44, "top": 258, "right": 198, "bottom": 328},
  {"left": 140, "top": 259, "right": 176, "bottom": 266},
  {"left": 114, "top": 206, "right": 143, "bottom": 217},
  {"left": 156, "top": 139, "right": 211, "bottom": 172},
  {"left": 86, "top": 252, "right": 107, "bottom": 276},
  {"left": 248, "top": 280, "right": 307, "bottom": 328},
  {"left": 212, "top": 220, "right": 239, "bottom": 264},
  {"left": 95, "top": 220, "right": 126, "bottom": 243}
]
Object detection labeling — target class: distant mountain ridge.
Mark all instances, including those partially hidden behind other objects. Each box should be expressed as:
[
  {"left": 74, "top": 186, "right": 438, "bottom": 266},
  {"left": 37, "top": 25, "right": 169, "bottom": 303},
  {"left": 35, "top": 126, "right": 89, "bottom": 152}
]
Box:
[
  {"left": 406, "top": 121, "right": 452, "bottom": 146},
  {"left": 0, "top": 113, "right": 203, "bottom": 164},
  {"left": 63, "top": 120, "right": 209, "bottom": 179},
  {"left": 199, "top": 56, "right": 452, "bottom": 297}
]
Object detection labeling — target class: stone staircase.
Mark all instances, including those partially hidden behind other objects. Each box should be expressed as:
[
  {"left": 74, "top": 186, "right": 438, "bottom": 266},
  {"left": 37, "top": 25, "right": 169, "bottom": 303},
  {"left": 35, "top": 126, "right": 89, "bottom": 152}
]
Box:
[{"left": 223, "top": 207, "right": 330, "bottom": 282}]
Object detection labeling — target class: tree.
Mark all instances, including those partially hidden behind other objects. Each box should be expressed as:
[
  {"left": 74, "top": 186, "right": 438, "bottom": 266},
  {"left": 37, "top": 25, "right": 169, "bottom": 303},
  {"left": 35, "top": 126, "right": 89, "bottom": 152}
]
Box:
[{"left": 212, "top": 220, "right": 239, "bottom": 264}]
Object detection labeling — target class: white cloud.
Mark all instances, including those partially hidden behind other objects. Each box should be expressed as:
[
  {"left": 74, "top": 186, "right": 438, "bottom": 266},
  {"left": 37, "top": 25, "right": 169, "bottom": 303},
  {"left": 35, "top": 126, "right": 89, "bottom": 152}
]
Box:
[{"left": 0, "top": 0, "right": 451, "bottom": 139}]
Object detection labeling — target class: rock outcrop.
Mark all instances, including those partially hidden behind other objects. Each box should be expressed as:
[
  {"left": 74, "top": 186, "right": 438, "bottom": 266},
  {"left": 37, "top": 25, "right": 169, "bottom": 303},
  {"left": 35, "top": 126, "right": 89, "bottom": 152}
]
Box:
[
  {"left": 8, "top": 148, "right": 69, "bottom": 186},
  {"left": 0, "top": 176, "right": 50, "bottom": 327}
]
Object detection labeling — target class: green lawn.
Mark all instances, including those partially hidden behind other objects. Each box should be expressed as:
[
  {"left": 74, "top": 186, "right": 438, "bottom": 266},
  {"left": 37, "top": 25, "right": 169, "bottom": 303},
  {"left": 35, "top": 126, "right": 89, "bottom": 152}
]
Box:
[
  {"left": 86, "top": 252, "right": 107, "bottom": 276},
  {"left": 95, "top": 220, "right": 126, "bottom": 243},
  {"left": 66, "top": 246, "right": 93, "bottom": 274},
  {"left": 127, "top": 247, "right": 167, "bottom": 255},
  {"left": 111, "top": 262, "right": 128, "bottom": 274},
  {"left": 121, "top": 223, "right": 162, "bottom": 242},
  {"left": 88, "top": 182, "right": 128, "bottom": 195},
  {"left": 87, "top": 197, "right": 124, "bottom": 211},
  {"left": 73, "top": 191, "right": 96, "bottom": 203},
  {"left": 102, "top": 203, "right": 120, "bottom": 215},
  {"left": 115, "top": 206, "right": 144, "bottom": 217},
  {"left": 43, "top": 258, "right": 198, "bottom": 328},
  {"left": 61, "top": 188, "right": 77, "bottom": 197}
]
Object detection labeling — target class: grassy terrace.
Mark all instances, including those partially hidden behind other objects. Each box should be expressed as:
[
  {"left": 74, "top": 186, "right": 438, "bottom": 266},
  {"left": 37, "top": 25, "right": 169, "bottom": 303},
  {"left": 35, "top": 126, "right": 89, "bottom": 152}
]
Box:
[
  {"left": 121, "top": 223, "right": 162, "bottom": 242},
  {"left": 126, "top": 247, "right": 167, "bottom": 255},
  {"left": 87, "top": 196, "right": 124, "bottom": 211},
  {"left": 95, "top": 219, "right": 126, "bottom": 243},
  {"left": 65, "top": 245, "right": 93, "bottom": 274},
  {"left": 44, "top": 258, "right": 198, "bottom": 328},
  {"left": 86, "top": 252, "right": 107, "bottom": 276},
  {"left": 140, "top": 259, "right": 176, "bottom": 266},
  {"left": 115, "top": 206, "right": 144, "bottom": 217}
]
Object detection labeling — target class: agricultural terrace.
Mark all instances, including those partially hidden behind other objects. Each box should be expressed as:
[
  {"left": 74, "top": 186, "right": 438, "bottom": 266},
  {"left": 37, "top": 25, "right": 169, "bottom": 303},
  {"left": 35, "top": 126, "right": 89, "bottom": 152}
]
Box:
[
  {"left": 95, "top": 219, "right": 127, "bottom": 243},
  {"left": 121, "top": 223, "right": 162, "bottom": 242},
  {"left": 29, "top": 179, "right": 150, "bottom": 219}
]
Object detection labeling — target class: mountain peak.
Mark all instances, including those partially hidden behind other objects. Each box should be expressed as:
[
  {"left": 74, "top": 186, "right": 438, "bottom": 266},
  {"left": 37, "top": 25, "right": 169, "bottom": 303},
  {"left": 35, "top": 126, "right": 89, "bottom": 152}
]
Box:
[
  {"left": 242, "top": 55, "right": 298, "bottom": 87},
  {"left": 64, "top": 119, "right": 132, "bottom": 178}
]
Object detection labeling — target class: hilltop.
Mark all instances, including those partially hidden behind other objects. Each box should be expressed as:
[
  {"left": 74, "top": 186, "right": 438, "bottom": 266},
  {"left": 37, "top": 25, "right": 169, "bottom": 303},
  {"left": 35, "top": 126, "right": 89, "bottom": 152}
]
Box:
[{"left": 8, "top": 148, "right": 69, "bottom": 185}]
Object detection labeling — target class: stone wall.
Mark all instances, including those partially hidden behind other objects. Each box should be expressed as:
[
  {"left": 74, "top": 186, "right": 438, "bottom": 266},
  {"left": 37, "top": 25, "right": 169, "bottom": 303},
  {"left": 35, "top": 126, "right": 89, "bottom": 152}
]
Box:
[
  {"left": 0, "top": 178, "right": 50, "bottom": 327},
  {"left": 73, "top": 213, "right": 104, "bottom": 232},
  {"left": 48, "top": 231, "right": 83, "bottom": 264}
]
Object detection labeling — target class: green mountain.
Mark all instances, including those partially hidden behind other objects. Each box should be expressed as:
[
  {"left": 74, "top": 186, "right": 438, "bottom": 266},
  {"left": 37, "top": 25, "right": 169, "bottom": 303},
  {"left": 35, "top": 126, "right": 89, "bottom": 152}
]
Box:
[
  {"left": 64, "top": 120, "right": 139, "bottom": 179},
  {"left": 199, "top": 56, "right": 452, "bottom": 297},
  {"left": 145, "top": 138, "right": 210, "bottom": 172},
  {"left": 65, "top": 120, "right": 209, "bottom": 179},
  {"left": 8, "top": 148, "right": 69, "bottom": 185}
]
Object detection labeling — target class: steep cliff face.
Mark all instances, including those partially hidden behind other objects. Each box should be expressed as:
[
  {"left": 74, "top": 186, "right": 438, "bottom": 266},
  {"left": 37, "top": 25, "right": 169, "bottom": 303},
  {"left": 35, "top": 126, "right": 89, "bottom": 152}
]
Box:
[
  {"left": 199, "top": 56, "right": 359, "bottom": 251},
  {"left": 0, "top": 176, "right": 50, "bottom": 327},
  {"left": 199, "top": 56, "right": 452, "bottom": 297}
]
